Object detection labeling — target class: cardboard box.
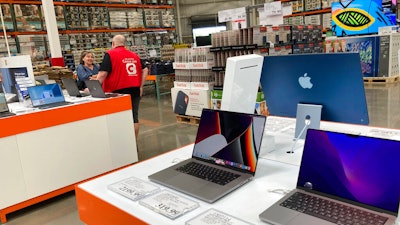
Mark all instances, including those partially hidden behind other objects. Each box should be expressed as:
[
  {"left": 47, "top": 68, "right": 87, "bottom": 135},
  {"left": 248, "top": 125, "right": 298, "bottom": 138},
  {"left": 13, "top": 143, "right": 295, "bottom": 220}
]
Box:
[
  {"left": 211, "top": 90, "right": 268, "bottom": 115},
  {"left": 171, "top": 88, "right": 211, "bottom": 117}
]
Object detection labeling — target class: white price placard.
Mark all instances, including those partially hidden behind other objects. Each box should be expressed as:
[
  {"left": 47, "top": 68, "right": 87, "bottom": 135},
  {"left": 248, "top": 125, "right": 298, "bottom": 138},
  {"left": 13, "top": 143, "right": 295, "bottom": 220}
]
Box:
[
  {"left": 139, "top": 190, "right": 199, "bottom": 219},
  {"left": 186, "top": 208, "right": 255, "bottom": 225},
  {"left": 108, "top": 177, "right": 160, "bottom": 201}
]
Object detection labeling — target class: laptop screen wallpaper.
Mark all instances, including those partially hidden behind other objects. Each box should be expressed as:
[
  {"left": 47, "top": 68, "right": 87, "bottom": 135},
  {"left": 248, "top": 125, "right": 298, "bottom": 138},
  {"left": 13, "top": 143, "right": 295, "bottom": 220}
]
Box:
[
  {"left": 28, "top": 84, "right": 64, "bottom": 107},
  {"left": 298, "top": 129, "right": 400, "bottom": 214},
  {"left": 192, "top": 109, "right": 266, "bottom": 173}
]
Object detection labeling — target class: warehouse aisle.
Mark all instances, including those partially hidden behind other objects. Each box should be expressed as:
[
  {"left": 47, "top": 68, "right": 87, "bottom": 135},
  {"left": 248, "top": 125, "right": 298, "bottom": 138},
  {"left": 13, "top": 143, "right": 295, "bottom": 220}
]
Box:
[{"left": 3, "top": 82, "right": 400, "bottom": 225}]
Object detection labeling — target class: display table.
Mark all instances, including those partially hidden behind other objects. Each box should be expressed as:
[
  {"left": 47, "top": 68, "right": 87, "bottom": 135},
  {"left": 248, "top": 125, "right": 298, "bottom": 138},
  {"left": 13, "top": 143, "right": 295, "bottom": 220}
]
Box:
[
  {"left": 146, "top": 74, "right": 174, "bottom": 101},
  {"left": 0, "top": 95, "right": 138, "bottom": 223},
  {"left": 75, "top": 116, "right": 400, "bottom": 225}
]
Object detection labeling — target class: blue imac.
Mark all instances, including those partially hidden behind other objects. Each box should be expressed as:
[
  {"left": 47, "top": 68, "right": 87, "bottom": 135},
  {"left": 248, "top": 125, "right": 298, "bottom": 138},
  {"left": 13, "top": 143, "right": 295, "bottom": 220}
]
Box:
[{"left": 260, "top": 53, "right": 369, "bottom": 128}]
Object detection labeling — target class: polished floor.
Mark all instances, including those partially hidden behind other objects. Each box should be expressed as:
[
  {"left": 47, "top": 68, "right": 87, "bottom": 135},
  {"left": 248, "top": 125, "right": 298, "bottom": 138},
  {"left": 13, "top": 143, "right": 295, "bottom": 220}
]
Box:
[{"left": 3, "top": 81, "right": 400, "bottom": 225}]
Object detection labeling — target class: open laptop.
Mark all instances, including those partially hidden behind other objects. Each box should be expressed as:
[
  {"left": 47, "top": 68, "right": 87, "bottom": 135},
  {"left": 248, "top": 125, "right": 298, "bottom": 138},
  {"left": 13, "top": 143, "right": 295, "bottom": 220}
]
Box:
[
  {"left": 148, "top": 108, "right": 267, "bottom": 203},
  {"left": 61, "top": 77, "right": 90, "bottom": 97},
  {"left": 84, "top": 80, "right": 119, "bottom": 98},
  {"left": 259, "top": 129, "right": 400, "bottom": 225},
  {"left": 0, "top": 82, "right": 16, "bottom": 118},
  {"left": 27, "top": 83, "right": 73, "bottom": 109}
]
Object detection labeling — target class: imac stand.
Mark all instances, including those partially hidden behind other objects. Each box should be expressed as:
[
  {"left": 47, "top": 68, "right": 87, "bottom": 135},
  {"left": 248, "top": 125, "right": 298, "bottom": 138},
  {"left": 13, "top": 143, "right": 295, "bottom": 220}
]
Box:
[{"left": 288, "top": 103, "right": 322, "bottom": 154}]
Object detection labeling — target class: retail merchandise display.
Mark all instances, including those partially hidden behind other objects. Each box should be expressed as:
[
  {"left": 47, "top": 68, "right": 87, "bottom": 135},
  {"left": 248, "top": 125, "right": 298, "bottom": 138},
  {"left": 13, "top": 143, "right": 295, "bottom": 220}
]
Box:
[
  {"left": 210, "top": 25, "right": 324, "bottom": 88},
  {"left": 0, "top": 35, "right": 18, "bottom": 56},
  {"left": 14, "top": 4, "right": 43, "bottom": 31},
  {"left": 0, "top": 4, "right": 13, "bottom": 31},
  {"left": 0, "top": 1, "right": 177, "bottom": 65},
  {"left": 171, "top": 47, "right": 214, "bottom": 116},
  {"left": 325, "top": 33, "right": 400, "bottom": 78},
  {"left": 282, "top": 0, "right": 334, "bottom": 28}
]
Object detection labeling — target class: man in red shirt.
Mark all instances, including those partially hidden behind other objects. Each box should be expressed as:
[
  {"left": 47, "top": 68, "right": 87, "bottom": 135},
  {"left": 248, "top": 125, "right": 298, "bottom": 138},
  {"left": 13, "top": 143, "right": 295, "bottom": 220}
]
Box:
[{"left": 96, "top": 34, "right": 148, "bottom": 140}]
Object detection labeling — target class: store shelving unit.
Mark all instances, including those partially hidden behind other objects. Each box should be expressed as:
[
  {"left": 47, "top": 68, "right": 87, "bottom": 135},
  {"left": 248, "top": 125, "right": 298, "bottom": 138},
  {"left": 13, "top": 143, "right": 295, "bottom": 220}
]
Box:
[
  {"left": 277, "top": 0, "right": 332, "bottom": 29},
  {"left": 0, "top": 0, "right": 176, "bottom": 64},
  {"left": 0, "top": 0, "right": 175, "bottom": 35}
]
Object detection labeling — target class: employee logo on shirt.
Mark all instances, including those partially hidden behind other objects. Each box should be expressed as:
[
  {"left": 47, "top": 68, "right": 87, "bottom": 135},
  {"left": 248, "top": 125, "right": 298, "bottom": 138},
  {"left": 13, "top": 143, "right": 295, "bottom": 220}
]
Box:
[{"left": 126, "top": 63, "right": 137, "bottom": 76}]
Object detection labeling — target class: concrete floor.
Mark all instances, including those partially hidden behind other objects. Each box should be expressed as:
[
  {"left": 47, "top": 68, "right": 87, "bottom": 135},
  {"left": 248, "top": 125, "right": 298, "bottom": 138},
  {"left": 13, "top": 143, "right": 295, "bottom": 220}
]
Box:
[{"left": 3, "top": 81, "right": 400, "bottom": 225}]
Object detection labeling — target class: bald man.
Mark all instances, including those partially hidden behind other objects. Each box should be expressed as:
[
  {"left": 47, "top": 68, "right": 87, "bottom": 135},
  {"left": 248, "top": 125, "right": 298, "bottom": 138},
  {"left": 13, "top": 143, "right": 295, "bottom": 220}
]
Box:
[{"left": 96, "top": 34, "right": 148, "bottom": 140}]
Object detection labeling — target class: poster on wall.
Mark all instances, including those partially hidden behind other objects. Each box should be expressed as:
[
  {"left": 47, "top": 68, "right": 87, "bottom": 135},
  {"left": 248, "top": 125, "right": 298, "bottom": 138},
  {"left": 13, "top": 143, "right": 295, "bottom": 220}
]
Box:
[
  {"left": 332, "top": 0, "right": 396, "bottom": 36},
  {"left": 0, "top": 55, "right": 35, "bottom": 102}
]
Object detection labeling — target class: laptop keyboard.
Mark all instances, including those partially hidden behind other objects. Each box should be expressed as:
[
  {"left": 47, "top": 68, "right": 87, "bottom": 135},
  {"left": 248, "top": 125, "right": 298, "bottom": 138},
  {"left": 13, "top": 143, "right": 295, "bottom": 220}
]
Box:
[
  {"left": 176, "top": 161, "right": 240, "bottom": 186},
  {"left": 280, "top": 192, "right": 388, "bottom": 225},
  {"left": 0, "top": 111, "right": 16, "bottom": 118},
  {"left": 38, "top": 102, "right": 73, "bottom": 109}
]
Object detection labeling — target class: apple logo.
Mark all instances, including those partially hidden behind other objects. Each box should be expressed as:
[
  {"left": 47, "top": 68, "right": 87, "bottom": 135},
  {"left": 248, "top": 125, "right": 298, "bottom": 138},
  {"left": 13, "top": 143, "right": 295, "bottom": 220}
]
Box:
[{"left": 298, "top": 73, "right": 313, "bottom": 89}]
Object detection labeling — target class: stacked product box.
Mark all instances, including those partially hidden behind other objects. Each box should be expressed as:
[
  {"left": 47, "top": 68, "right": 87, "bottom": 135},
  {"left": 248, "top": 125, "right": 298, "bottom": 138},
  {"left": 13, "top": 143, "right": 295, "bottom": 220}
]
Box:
[
  {"left": 172, "top": 47, "right": 213, "bottom": 117},
  {"left": 304, "top": 15, "right": 322, "bottom": 26},
  {"left": 144, "top": 9, "right": 161, "bottom": 28},
  {"left": 109, "top": 9, "right": 128, "bottom": 29},
  {"left": 127, "top": 8, "right": 145, "bottom": 28},
  {"left": 325, "top": 33, "right": 400, "bottom": 77},
  {"left": 255, "top": 25, "right": 323, "bottom": 55},
  {"left": 0, "top": 4, "right": 14, "bottom": 31},
  {"left": 304, "top": 0, "right": 322, "bottom": 11},
  {"left": 14, "top": 4, "right": 43, "bottom": 31},
  {"left": 210, "top": 90, "right": 268, "bottom": 116},
  {"left": 210, "top": 28, "right": 257, "bottom": 88},
  {"left": 65, "top": 6, "right": 89, "bottom": 30},
  {"left": 322, "top": 13, "right": 332, "bottom": 30},
  {"left": 291, "top": 0, "right": 304, "bottom": 13},
  {"left": 88, "top": 7, "right": 109, "bottom": 29},
  {"left": 161, "top": 9, "right": 175, "bottom": 28}
]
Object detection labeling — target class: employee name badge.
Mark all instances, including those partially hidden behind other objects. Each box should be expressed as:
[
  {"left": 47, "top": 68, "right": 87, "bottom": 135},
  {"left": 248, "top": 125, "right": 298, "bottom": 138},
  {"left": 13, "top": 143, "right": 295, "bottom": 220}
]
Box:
[
  {"left": 185, "top": 208, "right": 255, "bottom": 225},
  {"left": 108, "top": 176, "right": 160, "bottom": 201},
  {"left": 139, "top": 189, "right": 199, "bottom": 219}
]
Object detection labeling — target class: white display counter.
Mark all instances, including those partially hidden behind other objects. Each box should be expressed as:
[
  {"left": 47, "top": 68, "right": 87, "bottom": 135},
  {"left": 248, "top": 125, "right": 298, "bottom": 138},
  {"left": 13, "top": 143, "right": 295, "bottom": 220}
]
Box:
[
  {"left": 0, "top": 95, "right": 138, "bottom": 223},
  {"left": 75, "top": 116, "right": 400, "bottom": 225}
]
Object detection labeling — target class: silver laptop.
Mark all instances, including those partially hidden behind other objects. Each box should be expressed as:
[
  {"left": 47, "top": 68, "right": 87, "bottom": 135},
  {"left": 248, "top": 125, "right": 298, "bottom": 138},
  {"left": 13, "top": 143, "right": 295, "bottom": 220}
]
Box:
[
  {"left": 27, "top": 83, "right": 73, "bottom": 109},
  {"left": 61, "top": 77, "right": 90, "bottom": 97},
  {"left": 0, "top": 82, "right": 16, "bottom": 118},
  {"left": 259, "top": 129, "right": 400, "bottom": 225},
  {"left": 148, "top": 108, "right": 266, "bottom": 203},
  {"left": 84, "top": 80, "right": 119, "bottom": 98}
]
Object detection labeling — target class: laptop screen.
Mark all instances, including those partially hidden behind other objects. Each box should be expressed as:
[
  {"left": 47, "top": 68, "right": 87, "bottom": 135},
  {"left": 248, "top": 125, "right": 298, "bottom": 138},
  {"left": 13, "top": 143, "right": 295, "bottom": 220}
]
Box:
[
  {"left": 298, "top": 129, "right": 400, "bottom": 214},
  {"left": 192, "top": 109, "right": 266, "bottom": 173},
  {"left": 27, "top": 83, "right": 65, "bottom": 107},
  {"left": 0, "top": 83, "right": 9, "bottom": 113}
]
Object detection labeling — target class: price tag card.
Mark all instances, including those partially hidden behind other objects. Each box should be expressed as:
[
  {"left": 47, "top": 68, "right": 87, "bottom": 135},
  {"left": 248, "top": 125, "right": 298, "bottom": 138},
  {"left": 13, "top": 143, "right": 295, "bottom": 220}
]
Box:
[
  {"left": 186, "top": 208, "right": 255, "bottom": 225},
  {"left": 108, "top": 177, "right": 160, "bottom": 201},
  {"left": 139, "top": 190, "right": 199, "bottom": 220}
]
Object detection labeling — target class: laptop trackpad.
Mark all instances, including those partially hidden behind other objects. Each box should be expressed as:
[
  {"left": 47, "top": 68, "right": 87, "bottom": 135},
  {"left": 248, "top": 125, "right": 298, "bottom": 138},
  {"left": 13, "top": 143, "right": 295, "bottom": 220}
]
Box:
[
  {"left": 167, "top": 174, "right": 206, "bottom": 190},
  {"left": 287, "top": 213, "right": 335, "bottom": 225}
]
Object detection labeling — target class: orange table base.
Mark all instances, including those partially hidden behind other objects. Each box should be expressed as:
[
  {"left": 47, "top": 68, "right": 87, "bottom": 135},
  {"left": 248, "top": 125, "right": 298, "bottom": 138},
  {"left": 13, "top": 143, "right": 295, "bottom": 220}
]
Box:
[{"left": 75, "top": 186, "right": 148, "bottom": 225}]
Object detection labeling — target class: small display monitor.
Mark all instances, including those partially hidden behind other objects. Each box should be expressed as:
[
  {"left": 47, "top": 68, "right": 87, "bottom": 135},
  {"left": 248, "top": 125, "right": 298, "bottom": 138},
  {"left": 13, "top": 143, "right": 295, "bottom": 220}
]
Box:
[{"left": 260, "top": 53, "right": 369, "bottom": 125}]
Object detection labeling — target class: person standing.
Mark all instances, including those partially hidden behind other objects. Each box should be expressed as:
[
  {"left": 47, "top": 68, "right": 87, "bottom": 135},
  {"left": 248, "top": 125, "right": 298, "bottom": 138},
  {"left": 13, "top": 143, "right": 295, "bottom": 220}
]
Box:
[
  {"left": 95, "top": 34, "right": 148, "bottom": 140},
  {"left": 76, "top": 51, "right": 99, "bottom": 90}
]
